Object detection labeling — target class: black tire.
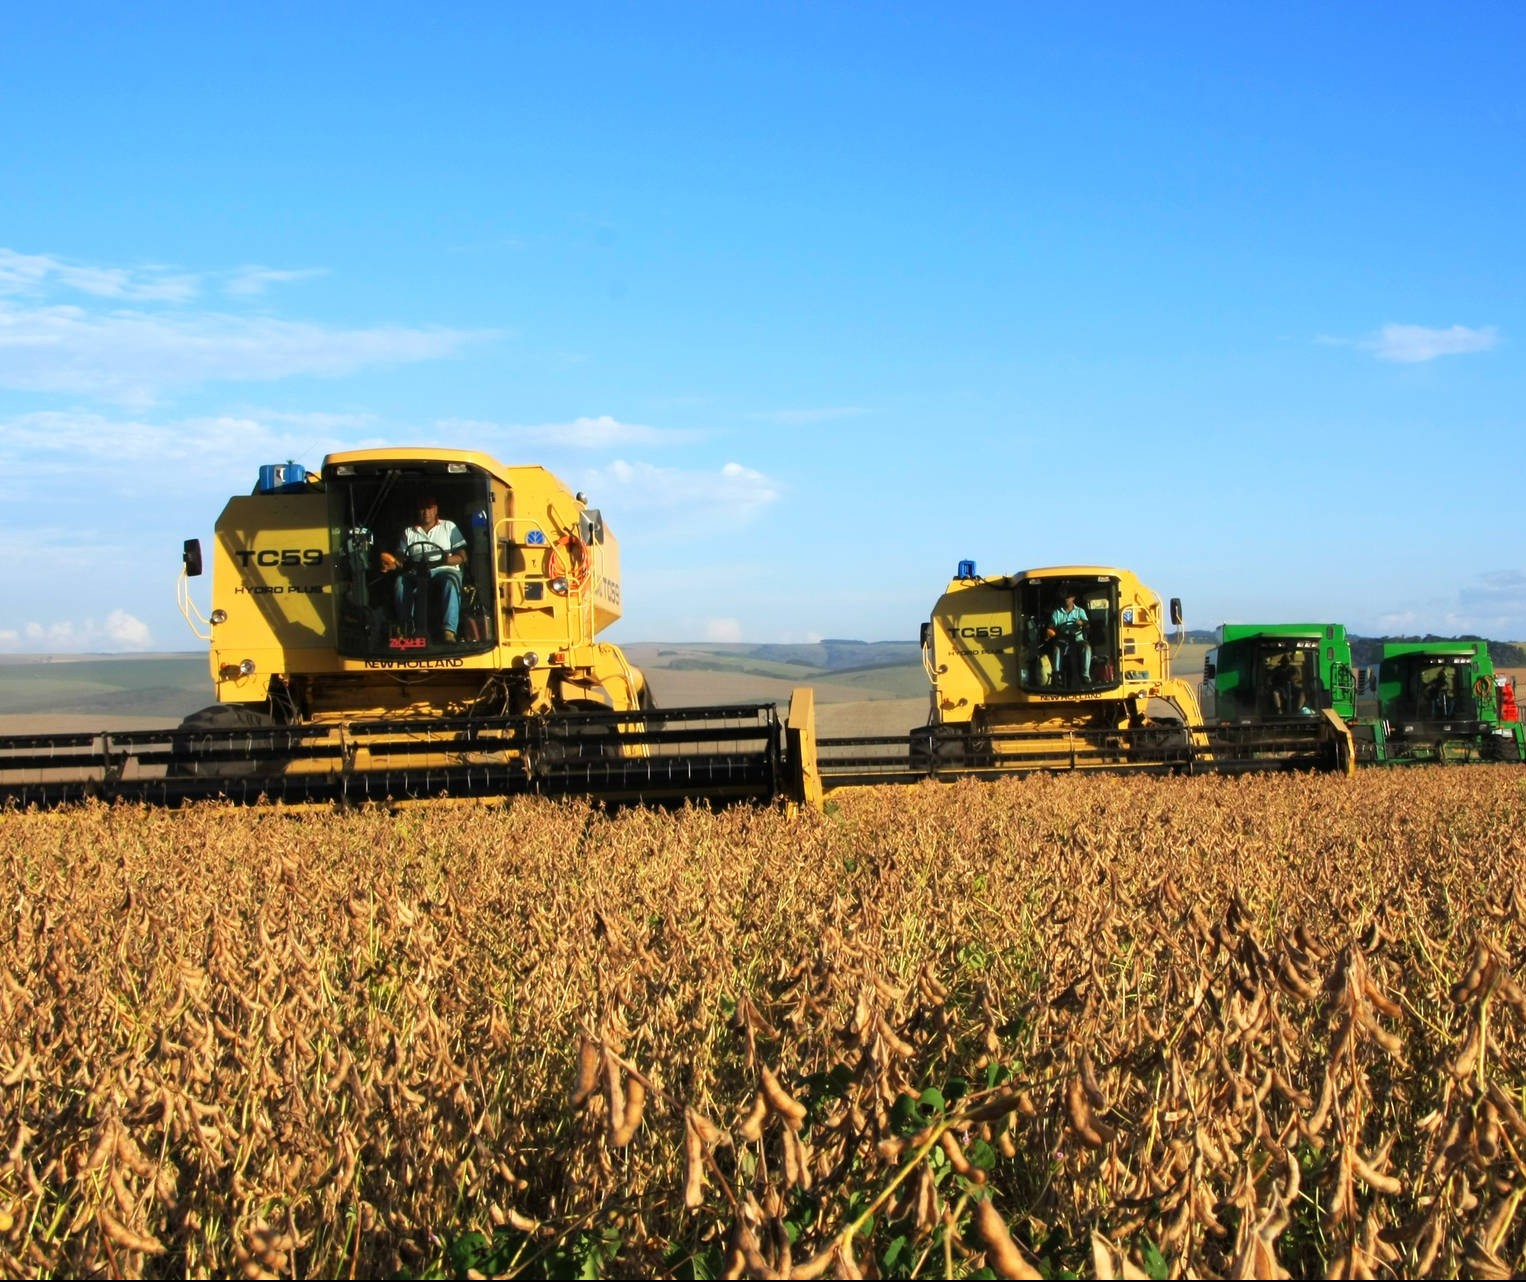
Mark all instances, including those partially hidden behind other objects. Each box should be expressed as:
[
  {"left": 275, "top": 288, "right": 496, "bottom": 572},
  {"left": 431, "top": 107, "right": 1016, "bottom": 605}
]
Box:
[
  {"left": 539, "top": 700, "right": 622, "bottom": 769},
  {"left": 1130, "top": 721, "right": 1191, "bottom": 766},
  {"left": 172, "top": 704, "right": 281, "bottom": 779},
  {"left": 910, "top": 725, "right": 992, "bottom": 771},
  {"left": 909, "top": 726, "right": 938, "bottom": 772}
]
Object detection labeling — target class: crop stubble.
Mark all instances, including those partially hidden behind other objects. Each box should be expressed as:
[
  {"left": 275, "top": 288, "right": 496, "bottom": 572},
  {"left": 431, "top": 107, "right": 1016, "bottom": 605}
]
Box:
[{"left": 1, "top": 767, "right": 1524, "bottom": 1277}]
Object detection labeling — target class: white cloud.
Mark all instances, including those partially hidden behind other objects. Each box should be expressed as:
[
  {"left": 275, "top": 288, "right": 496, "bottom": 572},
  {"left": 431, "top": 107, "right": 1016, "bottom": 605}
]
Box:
[
  {"left": 6, "top": 613, "right": 154, "bottom": 654},
  {"left": 584, "top": 458, "right": 781, "bottom": 523},
  {"left": 558, "top": 415, "right": 704, "bottom": 448},
  {"left": 0, "top": 251, "right": 325, "bottom": 303},
  {"left": 704, "top": 617, "right": 744, "bottom": 642},
  {"left": 223, "top": 266, "right": 327, "bottom": 297},
  {"left": 1374, "top": 610, "right": 1419, "bottom": 632},
  {"left": 0, "top": 304, "right": 486, "bottom": 403},
  {"left": 246, "top": 408, "right": 378, "bottom": 432},
  {"left": 1465, "top": 569, "right": 1526, "bottom": 600},
  {"left": 0, "top": 408, "right": 388, "bottom": 509},
  {"left": 0, "top": 522, "right": 126, "bottom": 567},
  {"left": 0, "top": 305, "right": 487, "bottom": 404},
  {"left": 0, "top": 247, "right": 489, "bottom": 403},
  {"left": 753, "top": 406, "right": 869, "bottom": 425},
  {"left": 0, "top": 249, "right": 201, "bottom": 302},
  {"left": 1456, "top": 570, "right": 1526, "bottom": 638},
  {"left": 1365, "top": 323, "right": 1499, "bottom": 363},
  {"left": 105, "top": 610, "right": 153, "bottom": 648},
  {"left": 438, "top": 414, "right": 703, "bottom": 449},
  {"left": 1370, "top": 570, "right": 1526, "bottom": 640},
  {"left": 0, "top": 409, "right": 310, "bottom": 467}
]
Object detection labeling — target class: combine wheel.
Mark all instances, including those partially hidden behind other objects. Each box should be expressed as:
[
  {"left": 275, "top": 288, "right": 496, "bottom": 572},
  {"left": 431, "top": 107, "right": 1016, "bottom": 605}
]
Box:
[
  {"left": 1128, "top": 697, "right": 1194, "bottom": 770},
  {"left": 1348, "top": 723, "right": 1381, "bottom": 766},
  {"left": 1329, "top": 730, "right": 1353, "bottom": 774},
  {"left": 965, "top": 731, "right": 995, "bottom": 769},
  {"left": 171, "top": 704, "right": 283, "bottom": 779},
  {"left": 1487, "top": 729, "right": 1525, "bottom": 764},
  {"left": 1129, "top": 719, "right": 1192, "bottom": 770},
  {"left": 539, "top": 700, "right": 621, "bottom": 766},
  {"left": 909, "top": 725, "right": 991, "bottom": 772},
  {"left": 909, "top": 726, "right": 938, "bottom": 772}
]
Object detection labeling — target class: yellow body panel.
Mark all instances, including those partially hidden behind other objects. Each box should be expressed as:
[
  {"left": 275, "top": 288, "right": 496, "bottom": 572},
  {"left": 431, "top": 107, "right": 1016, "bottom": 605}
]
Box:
[
  {"left": 210, "top": 492, "right": 341, "bottom": 699},
  {"left": 202, "top": 450, "right": 643, "bottom": 720}
]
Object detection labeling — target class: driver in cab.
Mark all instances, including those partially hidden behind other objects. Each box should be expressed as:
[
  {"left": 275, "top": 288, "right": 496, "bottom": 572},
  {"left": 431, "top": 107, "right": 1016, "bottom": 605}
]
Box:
[
  {"left": 1046, "top": 591, "right": 1091, "bottom": 688},
  {"left": 379, "top": 494, "right": 468, "bottom": 643}
]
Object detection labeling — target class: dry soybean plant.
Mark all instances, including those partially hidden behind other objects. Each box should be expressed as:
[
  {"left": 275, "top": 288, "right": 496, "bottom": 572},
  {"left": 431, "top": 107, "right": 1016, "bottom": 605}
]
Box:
[{"left": 0, "top": 766, "right": 1523, "bottom": 1278}]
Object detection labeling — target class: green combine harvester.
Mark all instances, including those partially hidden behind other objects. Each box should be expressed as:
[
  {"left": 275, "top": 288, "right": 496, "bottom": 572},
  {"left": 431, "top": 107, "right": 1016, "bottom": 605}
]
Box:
[
  {"left": 1366, "top": 640, "right": 1523, "bottom": 764},
  {"left": 1205, "top": 626, "right": 1524, "bottom": 765}
]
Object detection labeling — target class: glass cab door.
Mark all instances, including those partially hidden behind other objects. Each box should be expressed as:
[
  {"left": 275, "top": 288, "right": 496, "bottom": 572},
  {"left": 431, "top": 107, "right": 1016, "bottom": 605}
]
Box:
[
  {"left": 327, "top": 465, "right": 497, "bottom": 659},
  {"left": 1251, "top": 639, "right": 1322, "bottom": 718},
  {"left": 1017, "top": 576, "right": 1120, "bottom": 692}
]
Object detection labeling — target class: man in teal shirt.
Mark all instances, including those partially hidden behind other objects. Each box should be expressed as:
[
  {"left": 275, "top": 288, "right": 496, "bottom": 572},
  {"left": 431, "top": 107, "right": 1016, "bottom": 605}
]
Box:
[{"left": 1046, "top": 592, "right": 1091, "bottom": 688}]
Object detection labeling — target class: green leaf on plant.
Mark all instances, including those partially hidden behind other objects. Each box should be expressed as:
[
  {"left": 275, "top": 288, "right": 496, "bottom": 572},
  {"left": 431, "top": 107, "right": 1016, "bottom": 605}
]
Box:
[{"left": 968, "top": 1137, "right": 998, "bottom": 1171}]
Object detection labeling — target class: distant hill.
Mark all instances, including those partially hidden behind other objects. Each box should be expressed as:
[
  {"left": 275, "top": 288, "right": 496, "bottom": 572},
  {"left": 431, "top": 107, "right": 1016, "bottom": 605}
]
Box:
[
  {"left": 0, "top": 645, "right": 930, "bottom": 728},
  {"left": 644, "top": 639, "right": 920, "bottom": 673},
  {"left": 622, "top": 642, "right": 926, "bottom": 707},
  {"left": 0, "top": 655, "right": 212, "bottom": 719}
]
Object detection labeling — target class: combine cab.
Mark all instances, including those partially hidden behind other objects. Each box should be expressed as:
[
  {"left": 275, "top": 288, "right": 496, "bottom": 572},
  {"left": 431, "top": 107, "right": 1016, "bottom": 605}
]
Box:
[
  {"left": 803, "top": 563, "right": 1353, "bottom": 797},
  {"left": 0, "top": 451, "right": 786, "bottom": 808},
  {"left": 1205, "top": 624, "right": 1358, "bottom": 721}
]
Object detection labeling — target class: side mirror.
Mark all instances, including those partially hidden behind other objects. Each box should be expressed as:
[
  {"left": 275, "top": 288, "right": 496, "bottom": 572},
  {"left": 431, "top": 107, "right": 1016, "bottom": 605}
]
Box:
[
  {"left": 1169, "top": 597, "right": 1183, "bottom": 627},
  {"left": 183, "top": 538, "right": 203, "bottom": 577},
  {"left": 919, "top": 621, "right": 931, "bottom": 648},
  {"left": 581, "top": 509, "right": 605, "bottom": 545},
  {"left": 1203, "top": 658, "right": 1216, "bottom": 680}
]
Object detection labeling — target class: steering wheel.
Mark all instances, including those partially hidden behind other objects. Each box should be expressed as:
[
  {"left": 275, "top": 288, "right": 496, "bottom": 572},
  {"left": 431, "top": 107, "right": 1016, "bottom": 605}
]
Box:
[
  {"left": 404, "top": 542, "right": 448, "bottom": 569},
  {"left": 1054, "top": 620, "right": 1086, "bottom": 642}
]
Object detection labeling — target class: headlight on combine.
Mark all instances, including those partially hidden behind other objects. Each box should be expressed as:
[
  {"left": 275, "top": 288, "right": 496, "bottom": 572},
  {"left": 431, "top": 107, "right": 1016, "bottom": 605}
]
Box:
[
  {"left": 515, "top": 652, "right": 540, "bottom": 670},
  {"left": 549, "top": 576, "right": 569, "bottom": 595},
  {"left": 239, "top": 659, "right": 256, "bottom": 676},
  {"left": 210, "top": 609, "right": 228, "bottom": 625}
]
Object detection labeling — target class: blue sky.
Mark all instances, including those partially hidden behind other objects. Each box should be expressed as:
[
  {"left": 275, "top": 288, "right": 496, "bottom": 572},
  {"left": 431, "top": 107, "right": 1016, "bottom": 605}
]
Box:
[{"left": 1, "top": 3, "right": 1522, "bottom": 652}]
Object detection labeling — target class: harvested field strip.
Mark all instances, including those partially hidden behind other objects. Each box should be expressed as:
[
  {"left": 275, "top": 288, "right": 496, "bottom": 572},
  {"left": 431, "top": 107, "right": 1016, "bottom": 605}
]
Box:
[{"left": 1, "top": 768, "right": 1524, "bottom": 1277}]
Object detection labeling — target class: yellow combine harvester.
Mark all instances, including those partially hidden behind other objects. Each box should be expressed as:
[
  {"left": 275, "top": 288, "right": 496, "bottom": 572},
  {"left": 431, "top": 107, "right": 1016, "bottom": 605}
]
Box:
[
  {"left": 0, "top": 450, "right": 782, "bottom": 806},
  {"left": 798, "top": 561, "right": 1353, "bottom": 799}
]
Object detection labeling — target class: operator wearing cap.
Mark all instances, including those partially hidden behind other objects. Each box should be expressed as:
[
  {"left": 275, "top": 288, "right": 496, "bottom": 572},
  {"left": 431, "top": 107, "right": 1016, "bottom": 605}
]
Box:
[
  {"left": 1046, "top": 592, "right": 1092, "bottom": 688},
  {"left": 380, "top": 494, "right": 468, "bottom": 643}
]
